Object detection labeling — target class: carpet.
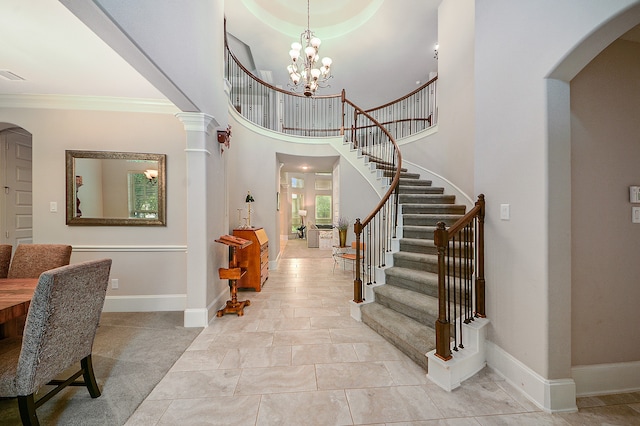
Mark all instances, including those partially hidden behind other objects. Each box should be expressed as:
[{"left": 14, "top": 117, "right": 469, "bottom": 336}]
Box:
[{"left": 0, "top": 311, "right": 201, "bottom": 425}]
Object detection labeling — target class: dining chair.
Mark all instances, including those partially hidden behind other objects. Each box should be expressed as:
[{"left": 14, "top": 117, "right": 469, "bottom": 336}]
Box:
[
  {"left": 7, "top": 244, "right": 72, "bottom": 279},
  {"left": 0, "top": 244, "right": 12, "bottom": 278},
  {"left": 0, "top": 258, "right": 112, "bottom": 426},
  {"left": 332, "top": 241, "right": 366, "bottom": 274}
]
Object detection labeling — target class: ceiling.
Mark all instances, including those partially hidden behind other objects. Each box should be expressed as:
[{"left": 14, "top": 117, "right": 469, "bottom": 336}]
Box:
[
  {"left": 2, "top": 1, "right": 637, "bottom": 173},
  {"left": 0, "top": 0, "right": 440, "bottom": 174}
]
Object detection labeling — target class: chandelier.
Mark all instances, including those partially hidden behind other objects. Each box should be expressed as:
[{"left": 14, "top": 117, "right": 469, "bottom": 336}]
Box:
[{"left": 287, "top": 0, "right": 332, "bottom": 97}]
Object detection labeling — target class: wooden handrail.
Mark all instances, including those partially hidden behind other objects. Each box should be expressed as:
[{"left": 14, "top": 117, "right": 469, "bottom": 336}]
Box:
[
  {"left": 434, "top": 194, "right": 485, "bottom": 361},
  {"left": 364, "top": 76, "right": 438, "bottom": 113}
]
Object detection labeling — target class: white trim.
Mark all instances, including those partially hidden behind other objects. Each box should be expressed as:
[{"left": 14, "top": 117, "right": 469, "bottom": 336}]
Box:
[
  {"left": 427, "top": 317, "right": 490, "bottom": 392},
  {"left": 184, "top": 308, "right": 209, "bottom": 328},
  {"left": 72, "top": 245, "right": 187, "bottom": 252},
  {"left": 572, "top": 361, "right": 640, "bottom": 397},
  {"left": 103, "top": 294, "right": 186, "bottom": 312},
  {"left": 0, "top": 94, "right": 178, "bottom": 114},
  {"left": 486, "top": 342, "right": 577, "bottom": 413}
]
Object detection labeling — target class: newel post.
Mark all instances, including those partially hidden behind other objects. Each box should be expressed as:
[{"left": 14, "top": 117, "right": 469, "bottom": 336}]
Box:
[
  {"left": 475, "top": 194, "right": 486, "bottom": 318},
  {"left": 434, "top": 221, "right": 452, "bottom": 361},
  {"left": 353, "top": 218, "right": 364, "bottom": 303}
]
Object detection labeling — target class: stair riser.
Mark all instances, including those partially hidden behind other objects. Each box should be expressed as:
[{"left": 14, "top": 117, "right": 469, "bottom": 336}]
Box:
[
  {"left": 402, "top": 205, "right": 466, "bottom": 215},
  {"left": 399, "top": 241, "right": 438, "bottom": 255},
  {"left": 399, "top": 195, "right": 456, "bottom": 204},
  {"left": 385, "top": 273, "right": 438, "bottom": 297},
  {"left": 402, "top": 228, "right": 435, "bottom": 239},
  {"left": 393, "top": 257, "right": 438, "bottom": 274},
  {"left": 403, "top": 216, "right": 461, "bottom": 226},
  {"left": 384, "top": 171, "right": 421, "bottom": 179},
  {"left": 399, "top": 179, "right": 432, "bottom": 186},
  {"left": 398, "top": 187, "right": 444, "bottom": 195}
]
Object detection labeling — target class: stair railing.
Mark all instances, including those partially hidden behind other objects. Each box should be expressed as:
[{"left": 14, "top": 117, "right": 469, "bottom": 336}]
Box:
[
  {"left": 433, "top": 194, "right": 485, "bottom": 360},
  {"left": 359, "top": 76, "right": 438, "bottom": 141},
  {"left": 342, "top": 96, "right": 402, "bottom": 302}
]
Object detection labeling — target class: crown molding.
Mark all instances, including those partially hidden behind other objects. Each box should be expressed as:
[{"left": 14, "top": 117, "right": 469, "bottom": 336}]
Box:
[{"left": 0, "top": 94, "right": 180, "bottom": 114}]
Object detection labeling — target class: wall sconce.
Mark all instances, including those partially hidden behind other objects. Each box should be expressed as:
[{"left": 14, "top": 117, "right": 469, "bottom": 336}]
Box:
[
  {"left": 217, "top": 125, "right": 232, "bottom": 153},
  {"left": 144, "top": 169, "right": 158, "bottom": 184}
]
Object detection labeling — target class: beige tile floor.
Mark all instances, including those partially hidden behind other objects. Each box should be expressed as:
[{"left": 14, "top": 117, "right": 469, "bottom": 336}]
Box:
[{"left": 126, "top": 242, "right": 640, "bottom": 425}]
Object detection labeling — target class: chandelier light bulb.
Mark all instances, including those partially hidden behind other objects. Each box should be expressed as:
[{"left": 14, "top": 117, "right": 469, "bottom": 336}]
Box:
[
  {"left": 310, "top": 68, "right": 321, "bottom": 80},
  {"left": 291, "top": 42, "right": 302, "bottom": 51},
  {"left": 322, "top": 57, "right": 332, "bottom": 67},
  {"left": 289, "top": 50, "right": 300, "bottom": 61},
  {"left": 310, "top": 37, "right": 321, "bottom": 48}
]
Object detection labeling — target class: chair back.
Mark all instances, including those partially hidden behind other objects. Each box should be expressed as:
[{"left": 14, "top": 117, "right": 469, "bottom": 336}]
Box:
[
  {"left": 14, "top": 259, "right": 112, "bottom": 395},
  {"left": 0, "top": 244, "right": 12, "bottom": 278},
  {"left": 7, "top": 244, "right": 72, "bottom": 279}
]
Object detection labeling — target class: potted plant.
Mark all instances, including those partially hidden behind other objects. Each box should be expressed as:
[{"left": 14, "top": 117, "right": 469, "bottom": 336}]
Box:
[{"left": 335, "top": 216, "right": 350, "bottom": 247}]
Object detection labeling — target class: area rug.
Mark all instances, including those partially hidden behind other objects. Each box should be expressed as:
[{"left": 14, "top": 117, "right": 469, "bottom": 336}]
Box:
[{"left": 0, "top": 311, "right": 201, "bottom": 425}]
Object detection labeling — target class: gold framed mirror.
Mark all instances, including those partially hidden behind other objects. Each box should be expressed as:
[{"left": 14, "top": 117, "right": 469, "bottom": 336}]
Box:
[{"left": 65, "top": 150, "right": 166, "bottom": 226}]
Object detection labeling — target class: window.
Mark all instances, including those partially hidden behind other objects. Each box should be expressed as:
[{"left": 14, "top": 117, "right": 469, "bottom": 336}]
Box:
[
  {"left": 128, "top": 172, "right": 159, "bottom": 218},
  {"left": 291, "top": 177, "right": 304, "bottom": 188},
  {"left": 315, "top": 195, "right": 332, "bottom": 226}
]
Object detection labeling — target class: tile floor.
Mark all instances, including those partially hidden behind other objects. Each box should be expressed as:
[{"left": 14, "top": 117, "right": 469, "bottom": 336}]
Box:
[{"left": 126, "top": 246, "right": 640, "bottom": 425}]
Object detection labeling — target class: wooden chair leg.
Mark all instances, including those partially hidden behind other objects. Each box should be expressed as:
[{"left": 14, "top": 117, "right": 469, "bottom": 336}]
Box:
[
  {"left": 81, "top": 355, "right": 101, "bottom": 398},
  {"left": 18, "top": 394, "right": 39, "bottom": 426}
]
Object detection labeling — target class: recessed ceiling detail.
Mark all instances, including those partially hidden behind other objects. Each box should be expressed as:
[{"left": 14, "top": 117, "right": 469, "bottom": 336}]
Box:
[{"left": 241, "top": 0, "right": 384, "bottom": 39}]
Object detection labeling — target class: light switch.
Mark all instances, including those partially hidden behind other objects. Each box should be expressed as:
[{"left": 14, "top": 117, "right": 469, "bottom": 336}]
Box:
[
  {"left": 633, "top": 207, "right": 640, "bottom": 223},
  {"left": 49, "top": 202, "right": 57, "bottom": 212},
  {"left": 500, "top": 204, "right": 510, "bottom": 220}
]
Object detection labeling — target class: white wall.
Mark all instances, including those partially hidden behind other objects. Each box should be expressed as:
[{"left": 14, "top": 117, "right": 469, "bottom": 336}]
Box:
[
  {"left": 400, "top": 0, "right": 475, "bottom": 198},
  {"left": 0, "top": 105, "right": 188, "bottom": 307},
  {"left": 474, "top": 0, "right": 640, "bottom": 385}
]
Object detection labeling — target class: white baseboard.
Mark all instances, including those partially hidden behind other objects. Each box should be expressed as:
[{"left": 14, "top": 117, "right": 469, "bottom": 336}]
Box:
[
  {"left": 427, "top": 317, "right": 490, "bottom": 391},
  {"left": 486, "top": 342, "right": 577, "bottom": 413},
  {"left": 572, "top": 360, "right": 640, "bottom": 396},
  {"left": 184, "top": 308, "right": 209, "bottom": 328},
  {"left": 103, "top": 294, "right": 186, "bottom": 313}
]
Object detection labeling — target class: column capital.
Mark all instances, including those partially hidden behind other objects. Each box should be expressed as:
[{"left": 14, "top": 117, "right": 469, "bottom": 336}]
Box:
[{"left": 175, "top": 112, "right": 218, "bottom": 135}]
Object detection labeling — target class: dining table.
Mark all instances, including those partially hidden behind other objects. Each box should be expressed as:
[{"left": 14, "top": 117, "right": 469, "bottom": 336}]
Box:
[{"left": 0, "top": 278, "right": 39, "bottom": 339}]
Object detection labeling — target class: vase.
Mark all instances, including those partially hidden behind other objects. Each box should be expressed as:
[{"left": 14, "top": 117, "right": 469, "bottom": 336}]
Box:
[{"left": 339, "top": 229, "right": 347, "bottom": 247}]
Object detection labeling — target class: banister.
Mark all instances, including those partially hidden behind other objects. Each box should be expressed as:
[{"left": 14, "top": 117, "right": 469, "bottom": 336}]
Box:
[{"left": 364, "top": 76, "right": 438, "bottom": 113}]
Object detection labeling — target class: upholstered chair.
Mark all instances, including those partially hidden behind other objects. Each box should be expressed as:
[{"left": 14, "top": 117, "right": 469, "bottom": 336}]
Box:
[
  {"left": 7, "top": 244, "right": 72, "bottom": 279},
  {"left": 0, "top": 244, "right": 12, "bottom": 278},
  {"left": 0, "top": 258, "right": 112, "bottom": 425}
]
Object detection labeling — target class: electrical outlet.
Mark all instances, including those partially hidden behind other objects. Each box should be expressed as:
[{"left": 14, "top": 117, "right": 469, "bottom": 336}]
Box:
[{"left": 111, "top": 278, "right": 119, "bottom": 289}]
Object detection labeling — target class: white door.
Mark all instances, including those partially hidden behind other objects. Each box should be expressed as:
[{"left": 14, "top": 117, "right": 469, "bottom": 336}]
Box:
[{"left": 1, "top": 128, "right": 33, "bottom": 247}]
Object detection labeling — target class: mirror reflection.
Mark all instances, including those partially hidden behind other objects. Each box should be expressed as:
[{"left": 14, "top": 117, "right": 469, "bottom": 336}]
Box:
[{"left": 66, "top": 150, "right": 166, "bottom": 226}]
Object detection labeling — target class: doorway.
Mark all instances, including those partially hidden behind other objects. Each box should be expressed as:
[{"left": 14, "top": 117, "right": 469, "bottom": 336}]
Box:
[{"left": 0, "top": 125, "right": 33, "bottom": 248}]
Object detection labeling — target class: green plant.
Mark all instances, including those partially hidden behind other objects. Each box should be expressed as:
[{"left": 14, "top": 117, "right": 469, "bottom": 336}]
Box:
[{"left": 335, "top": 216, "right": 349, "bottom": 231}]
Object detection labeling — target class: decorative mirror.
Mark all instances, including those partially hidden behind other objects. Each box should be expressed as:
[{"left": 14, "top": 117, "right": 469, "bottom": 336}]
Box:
[{"left": 66, "top": 150, "right": 166, "bottom": 226}]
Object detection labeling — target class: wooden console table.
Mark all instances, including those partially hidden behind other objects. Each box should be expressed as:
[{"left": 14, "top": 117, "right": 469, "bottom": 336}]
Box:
[{"left": 233, "top": 228, "right": 268, "bottom": 291}]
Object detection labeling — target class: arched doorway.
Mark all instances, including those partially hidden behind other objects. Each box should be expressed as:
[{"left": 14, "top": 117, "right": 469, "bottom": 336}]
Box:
[{"left": 0, "top": 124, "right": 33, "bottom": 248}]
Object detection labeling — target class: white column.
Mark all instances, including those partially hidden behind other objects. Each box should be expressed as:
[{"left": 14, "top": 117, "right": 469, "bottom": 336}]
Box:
[{"left": 176, "top": 112, "right": 218, "bottom": 327}]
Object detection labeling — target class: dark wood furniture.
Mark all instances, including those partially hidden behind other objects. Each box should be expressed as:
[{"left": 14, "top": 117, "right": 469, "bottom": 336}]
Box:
[
  {"left": 0, "top": 278, "right": 39, "bottom": 338},
  {"left": 215, "top": 235, "right": 252, "bottom": 317},
  {"left": 233, "top": 228, "right": 269, "bottom": 292}
]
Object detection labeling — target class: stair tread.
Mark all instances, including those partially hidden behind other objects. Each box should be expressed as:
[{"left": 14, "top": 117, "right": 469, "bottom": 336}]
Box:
[
  {"left": 385, "top": 265, "right": 438, "bottom": 282},
  {"left": 361, "top": 302, "right": 436, "bottom": 369},
  {"left": 374, "top": 284, "right": 439, "bottom": 316}
]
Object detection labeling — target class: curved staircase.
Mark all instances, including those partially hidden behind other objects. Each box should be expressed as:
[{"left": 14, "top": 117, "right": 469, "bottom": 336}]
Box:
[{"left": 360, "top": 166, "right": 467, "bottom": 370}]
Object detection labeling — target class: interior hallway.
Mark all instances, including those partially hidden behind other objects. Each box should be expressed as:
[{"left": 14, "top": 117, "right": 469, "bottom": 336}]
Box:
[{"left": 126, "top": 239, "right": 640, "bottom": 425}]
